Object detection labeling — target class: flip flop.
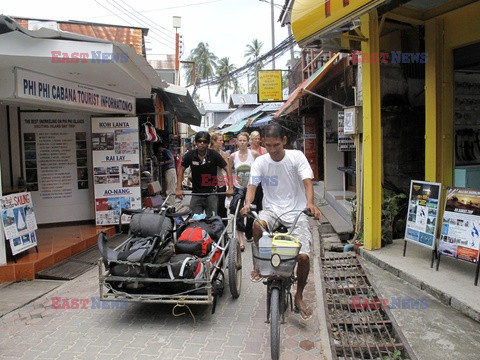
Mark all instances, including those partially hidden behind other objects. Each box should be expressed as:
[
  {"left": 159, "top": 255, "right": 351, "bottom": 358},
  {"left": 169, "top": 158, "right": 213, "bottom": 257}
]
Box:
[
  {"left": 246, "top": 238, "right": 254, "bottom": 243},
  {"left": 250, "top": 270, "right": 262, "bottom": 283},
  {"left": 294, "top": 304, "right": 313, "bottom": 320}
]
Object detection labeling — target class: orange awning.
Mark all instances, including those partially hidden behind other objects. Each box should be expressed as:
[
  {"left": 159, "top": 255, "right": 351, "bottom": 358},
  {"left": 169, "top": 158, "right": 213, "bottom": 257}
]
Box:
[{"left": 274, "top": 53, "right": 341, "bottom": 118}]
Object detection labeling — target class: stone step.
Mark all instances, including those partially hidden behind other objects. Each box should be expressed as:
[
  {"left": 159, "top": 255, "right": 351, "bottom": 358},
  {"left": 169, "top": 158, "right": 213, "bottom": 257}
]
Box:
[{"left": 318, "top": 203, "right": 354, "bottom": 241}]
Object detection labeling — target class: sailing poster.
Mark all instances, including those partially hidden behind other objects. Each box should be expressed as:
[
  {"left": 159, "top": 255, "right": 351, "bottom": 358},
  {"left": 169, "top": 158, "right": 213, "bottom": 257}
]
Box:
[
  {"left": 439, "top": 187, "right": 480, "bottom": 263},
  {"left": 404, "top": 180, "right": 442, "bottom": 248},
  {"left": 0, "top": 192, "right": 38, "bottom": 256}
]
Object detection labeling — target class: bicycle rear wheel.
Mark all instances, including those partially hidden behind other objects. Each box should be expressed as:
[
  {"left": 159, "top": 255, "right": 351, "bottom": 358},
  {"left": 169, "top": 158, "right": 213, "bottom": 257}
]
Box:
[
  {"left": 270, "top": 287, "right": 280, "bottom": 360},
  {"left": 228, "top": 237, "right": 242, "bottom": 298}
]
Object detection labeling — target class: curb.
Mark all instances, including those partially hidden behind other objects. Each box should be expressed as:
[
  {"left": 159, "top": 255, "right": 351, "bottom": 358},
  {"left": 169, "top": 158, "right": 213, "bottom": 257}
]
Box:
[
  {"left": 309, "top": 218, "right": 333, "bottom": 359},
  {"left": 360, "top": 249, "right": 480, "bottom": 323}
]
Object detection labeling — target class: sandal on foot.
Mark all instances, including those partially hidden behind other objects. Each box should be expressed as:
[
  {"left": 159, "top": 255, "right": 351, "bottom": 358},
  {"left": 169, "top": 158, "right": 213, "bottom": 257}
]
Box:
[
  {"left": 240, "top": 244, "right": 245, "bottom": 252},
  {"left": 246, "top": 238, "right": 254, "bottom": 243},
  {"left": 294, "top": 304, "right": 313, "bottom": 320},
  {"left": 250, "top": 270, "right": 262, "bottom": 283}
]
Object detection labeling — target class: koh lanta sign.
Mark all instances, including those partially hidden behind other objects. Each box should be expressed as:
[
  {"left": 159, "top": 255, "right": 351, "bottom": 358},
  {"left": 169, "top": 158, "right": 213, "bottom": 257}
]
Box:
[{"left": 15, "top": 68, "right": 135, "bottom": 115}]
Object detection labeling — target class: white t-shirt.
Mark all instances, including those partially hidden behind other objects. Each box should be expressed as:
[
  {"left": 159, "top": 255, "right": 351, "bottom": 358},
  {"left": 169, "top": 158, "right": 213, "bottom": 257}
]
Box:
[
  {"left": 233, "top": 149, "right": 255, "bottom": 188},
  {"left": 250, "top": 150, "right": 313, "bottom": 222}
]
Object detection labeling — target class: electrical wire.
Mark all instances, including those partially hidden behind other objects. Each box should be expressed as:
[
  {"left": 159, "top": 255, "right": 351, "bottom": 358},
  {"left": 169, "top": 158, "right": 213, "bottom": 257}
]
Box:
[
  {"left": 106, "top": 0, "right": 175, "bottom": 49},
  {"left": 118, "top": 0, "right": 178, "bottom": 40},
  {"left": 195, "top": 35, "right": 296, "bottom": 87}
]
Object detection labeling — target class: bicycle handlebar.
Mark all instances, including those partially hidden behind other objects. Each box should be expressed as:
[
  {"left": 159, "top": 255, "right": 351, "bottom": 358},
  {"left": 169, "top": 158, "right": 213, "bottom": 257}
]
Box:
[{"left": 247, "top": 206, "right": 313, "bottom": 237}]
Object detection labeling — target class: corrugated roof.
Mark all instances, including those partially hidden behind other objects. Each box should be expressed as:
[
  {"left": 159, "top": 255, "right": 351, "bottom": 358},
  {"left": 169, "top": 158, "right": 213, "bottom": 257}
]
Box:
[
  {"left": 201, "top": 103, "right": 233, "bottom": 112},
  {"left": 14, "top": 18, "right": 145, "bottom": 55},
  {"left": 216, "top": 107, "right": 256, "bottom": 128},
  {"left": 229, "top": 93, "right": 259, "bottom": 107},
  {"left": 148, "top": 55, "right": 176, "bottom": 70}
]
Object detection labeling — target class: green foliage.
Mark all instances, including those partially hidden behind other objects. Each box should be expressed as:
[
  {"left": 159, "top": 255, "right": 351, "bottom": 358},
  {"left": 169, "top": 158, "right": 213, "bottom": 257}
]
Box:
[
  {"left": 347, "top": 186, "right": 408, "bottom": 247},
  {"left": 244, "top": 39, "right": 264, "bottom": 93},
  {"left": 382, "top": 188, "right": 407, "bottom": 246},
  {"left": 215, "top": 57, "right": 239, "bottom": 102},
  {"left": 183, "top": 42, "right": 218, "bottom": 87},
  {"left": 383, "top": 349, "right": 405, "bottom": 360}
]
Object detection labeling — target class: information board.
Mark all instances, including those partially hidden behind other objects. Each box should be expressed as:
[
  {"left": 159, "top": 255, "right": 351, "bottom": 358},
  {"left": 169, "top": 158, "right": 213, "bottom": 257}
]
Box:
[
  {"left": 439, "top": 187, "right": 480, "bottom": 263},
  {"left": 91, "top": 117, "right": 141, "bottom": 225},
  {"left": 21, "top": 112, "right": 93, "bottom": 224},
  {"left": 404, "top": 180, "right": 442, "bottom": 249},
  {"left": 0, "top": 192, "right": 38, "bottom": 256}
]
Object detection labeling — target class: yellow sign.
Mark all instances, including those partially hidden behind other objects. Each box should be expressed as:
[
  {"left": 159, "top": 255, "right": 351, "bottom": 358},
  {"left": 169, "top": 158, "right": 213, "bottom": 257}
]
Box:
[
  {"left": 291, "top": 0, "right": 385, "bottom": 46},
  {"left": 257, "top": 70, "right": 283, "bottom": 103}
]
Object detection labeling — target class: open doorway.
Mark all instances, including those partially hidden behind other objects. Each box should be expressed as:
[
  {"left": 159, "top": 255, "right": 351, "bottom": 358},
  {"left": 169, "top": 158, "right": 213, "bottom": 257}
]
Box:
[{"left": 453, "top": 43, "right": 480, "bottom": 189}]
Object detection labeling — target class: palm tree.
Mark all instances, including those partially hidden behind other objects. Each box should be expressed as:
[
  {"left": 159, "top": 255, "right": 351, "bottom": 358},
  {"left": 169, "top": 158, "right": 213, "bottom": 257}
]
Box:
[
  {"left": 183, "top": 42, "right": 218, "bottom": 102},
  {"left": 244, "top": 39, "right": 264, "bottom": 93},
  {"left": 215, "top": 57, "right": 239, "bottom": 103}
]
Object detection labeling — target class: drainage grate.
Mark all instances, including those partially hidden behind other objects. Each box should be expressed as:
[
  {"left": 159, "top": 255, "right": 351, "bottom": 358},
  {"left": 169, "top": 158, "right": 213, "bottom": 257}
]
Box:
[{"left": 320, "top": 254, "right": 417, "bottom": 360}]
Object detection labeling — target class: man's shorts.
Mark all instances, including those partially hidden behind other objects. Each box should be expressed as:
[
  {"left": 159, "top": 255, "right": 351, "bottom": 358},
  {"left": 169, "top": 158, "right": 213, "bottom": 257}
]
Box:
[{"left": 259, "top": 209, "right": 311, "bottom": 255}]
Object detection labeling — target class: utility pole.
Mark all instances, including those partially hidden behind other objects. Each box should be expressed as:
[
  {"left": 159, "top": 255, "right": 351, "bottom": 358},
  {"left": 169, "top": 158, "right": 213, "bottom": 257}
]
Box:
[
  {"left": 271, "top": 0, "right": 275, "bottom": 69},
  {"left": 173, "top": 16, "right": 181, "bottom": 85}
]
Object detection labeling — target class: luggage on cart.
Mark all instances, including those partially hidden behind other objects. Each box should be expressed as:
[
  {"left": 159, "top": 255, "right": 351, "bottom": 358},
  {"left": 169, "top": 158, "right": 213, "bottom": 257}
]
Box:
[{"left": 98, "top": 211, "right": 173, "bottom": 278}]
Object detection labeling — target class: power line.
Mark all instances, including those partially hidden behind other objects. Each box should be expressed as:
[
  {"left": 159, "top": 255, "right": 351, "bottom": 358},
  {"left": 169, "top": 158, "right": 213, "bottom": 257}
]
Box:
[
  {"left": 106, "top": 0, "right": 173, "bottom": 45},
  {"left": 99, "top": 0, "right": 175, "bottom": 50},
  {"left": 196, "top": 35, "right": 295, "bottom": 87},
  {"left": 118, "top": 0, "right": 178, "bottom": 40}
]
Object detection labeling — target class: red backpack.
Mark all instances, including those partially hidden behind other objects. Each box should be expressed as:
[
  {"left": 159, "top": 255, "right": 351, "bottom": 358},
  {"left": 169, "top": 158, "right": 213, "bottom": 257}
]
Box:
[{"left": 176, "top": 227, "right": 213, "bottom": 257}]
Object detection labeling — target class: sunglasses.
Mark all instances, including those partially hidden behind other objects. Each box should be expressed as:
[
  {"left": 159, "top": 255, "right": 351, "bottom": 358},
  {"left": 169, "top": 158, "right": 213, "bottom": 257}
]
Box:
[{"left": 196, "top": 139, "right": 208, "bottom": 144}]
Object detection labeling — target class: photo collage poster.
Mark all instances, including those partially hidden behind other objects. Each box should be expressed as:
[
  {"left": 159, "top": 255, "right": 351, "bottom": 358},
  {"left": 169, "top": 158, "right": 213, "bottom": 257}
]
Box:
[
  {"left": 404, "top": 180, "right": 442, "bottom": 248},
  {"left": 91, "top": 117, "right": 141, "bottom": 225},
  {"left": 0, "top": 192, "right": 38, "bottom": 256},
  {"left": 439, "top": 187, "right": 480, "bottom": 263}
]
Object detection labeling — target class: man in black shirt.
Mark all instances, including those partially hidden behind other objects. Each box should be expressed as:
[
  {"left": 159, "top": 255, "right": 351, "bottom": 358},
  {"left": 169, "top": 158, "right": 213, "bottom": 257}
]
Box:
[{"left": 176, "top": 132, "right": 233, "bottom": 216}]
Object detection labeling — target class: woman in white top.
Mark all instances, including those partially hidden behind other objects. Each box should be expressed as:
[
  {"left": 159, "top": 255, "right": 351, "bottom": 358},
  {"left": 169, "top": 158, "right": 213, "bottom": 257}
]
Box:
[{"left": 228, "top": 132, "right": 259, "bottom": 251}]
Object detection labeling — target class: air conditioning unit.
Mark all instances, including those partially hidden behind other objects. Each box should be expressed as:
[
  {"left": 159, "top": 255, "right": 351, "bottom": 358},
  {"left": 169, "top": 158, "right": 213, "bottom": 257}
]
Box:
[{"left": 343, "top": 106, "right": 362, "bottom": 134}]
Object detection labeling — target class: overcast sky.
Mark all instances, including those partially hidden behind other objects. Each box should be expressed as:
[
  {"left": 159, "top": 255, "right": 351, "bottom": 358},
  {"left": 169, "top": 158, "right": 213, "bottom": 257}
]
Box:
[{"left": 3, "top": 0, "right": 295, "bottom": 102}]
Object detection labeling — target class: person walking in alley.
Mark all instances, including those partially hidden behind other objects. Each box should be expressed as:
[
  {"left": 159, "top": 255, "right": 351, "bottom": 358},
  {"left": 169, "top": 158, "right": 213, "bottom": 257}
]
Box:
[
  {"left": 245, "top": 130, "right": 267, "bottom": 242},
  {"left": 210, "top": 132, "right": 230, "bottom": 223},
  {"left": 240, "top": 123, "right": 322, "bottom": 320},
  {"left": 176, "top": 131, "right": 233, "bottom": 216},
  {"left": 229, "top": 132, "right": 259, "bottom": 251},
  {"left": 153, "top": 142, "right": 177, "bottom": 205}
]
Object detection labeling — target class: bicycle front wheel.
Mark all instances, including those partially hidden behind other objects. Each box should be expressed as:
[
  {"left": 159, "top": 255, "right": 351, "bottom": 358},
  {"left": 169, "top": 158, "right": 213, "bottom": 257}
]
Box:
[{"left": 270, "top": 287, "right": 281, "bottom": 360}]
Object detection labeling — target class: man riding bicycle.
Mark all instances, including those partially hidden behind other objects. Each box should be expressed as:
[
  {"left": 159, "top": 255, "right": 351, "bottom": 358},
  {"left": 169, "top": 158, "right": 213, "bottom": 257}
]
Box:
[{"left": 240, "top": 123, "right": 322, "bottom": 321}]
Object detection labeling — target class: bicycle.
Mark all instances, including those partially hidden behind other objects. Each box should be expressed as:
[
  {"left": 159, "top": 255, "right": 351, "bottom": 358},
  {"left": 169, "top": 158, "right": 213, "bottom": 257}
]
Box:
[{"left": 248, "top": 207, "right": 313, "bottom": 360}]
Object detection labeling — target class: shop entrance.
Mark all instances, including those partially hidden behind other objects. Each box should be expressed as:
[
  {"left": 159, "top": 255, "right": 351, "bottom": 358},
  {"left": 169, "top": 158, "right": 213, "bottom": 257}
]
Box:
[{"left": 453, "top": 42, "right": 480, "bottom": 189}]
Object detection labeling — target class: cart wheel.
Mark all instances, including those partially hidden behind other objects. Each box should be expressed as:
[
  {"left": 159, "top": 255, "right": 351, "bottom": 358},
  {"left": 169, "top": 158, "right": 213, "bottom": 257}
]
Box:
[{"left": 228, "top": 237, "right": 242, "bottom": 299}]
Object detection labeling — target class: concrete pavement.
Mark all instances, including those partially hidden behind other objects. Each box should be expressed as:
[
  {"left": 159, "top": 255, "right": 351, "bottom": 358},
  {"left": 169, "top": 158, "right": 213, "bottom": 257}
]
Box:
[{"left": 0, "top": 218, "right": 329, "bottom": 360}]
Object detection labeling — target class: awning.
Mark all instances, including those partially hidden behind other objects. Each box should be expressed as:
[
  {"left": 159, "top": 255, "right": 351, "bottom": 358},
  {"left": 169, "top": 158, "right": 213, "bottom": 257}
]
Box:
[
  {"left": 189, "top": 125, "right": 209, "bottom": 133},
  {"left": 291, "top": 0, "right": 386, "bottom": 47},
  {"left": 219, "top": 119, "right": 248, "bottom": 134},
  {"left": 250, "top": 115, "right": 274, "bottom": 128},
  {"left": 0, "top": 15, "right": 167, "bottom": 103},
  {"left": 274, "top": 53, "right": 341, "bottom": 118},
  {"left": 156, "top": 86, "right": 201, "bottom": 126}
]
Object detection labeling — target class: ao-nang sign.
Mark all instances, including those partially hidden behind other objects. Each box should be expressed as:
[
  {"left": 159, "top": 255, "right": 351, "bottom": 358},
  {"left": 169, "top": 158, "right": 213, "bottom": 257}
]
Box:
[
  {"left": 404, "top": 180, "right": 442, "bottom": 249},
  {"left": 91, "top": 117, "right": 141, "bottom": 225},
  {"left": 257, "top": 70, "right": 283, "bottom": 102},
  {"left": 439, "top": 187, "right": 480, "bottom": 263}
]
